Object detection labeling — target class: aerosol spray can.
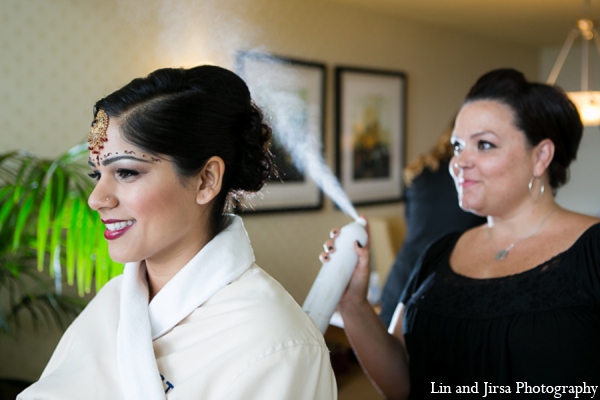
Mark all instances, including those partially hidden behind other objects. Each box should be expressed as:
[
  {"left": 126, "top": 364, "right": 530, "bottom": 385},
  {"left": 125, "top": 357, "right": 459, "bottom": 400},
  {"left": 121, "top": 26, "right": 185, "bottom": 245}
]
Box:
[{"left": 302, "top": 218, "right": 368, "bottom": 334}]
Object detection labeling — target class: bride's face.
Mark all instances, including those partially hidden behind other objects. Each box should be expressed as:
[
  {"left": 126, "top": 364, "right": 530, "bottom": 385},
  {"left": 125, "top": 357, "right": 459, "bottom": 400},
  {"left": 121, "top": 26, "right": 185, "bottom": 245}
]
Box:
[{"left": 87, "top": 120, "right": 207, "bottom": 266}]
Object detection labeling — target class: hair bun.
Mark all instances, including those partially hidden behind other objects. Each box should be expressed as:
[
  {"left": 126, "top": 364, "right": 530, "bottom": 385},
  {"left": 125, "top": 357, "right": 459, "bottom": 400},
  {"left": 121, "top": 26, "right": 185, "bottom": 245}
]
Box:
[{"left": 229, "top": 102, "right": 275, "bottom": 194}]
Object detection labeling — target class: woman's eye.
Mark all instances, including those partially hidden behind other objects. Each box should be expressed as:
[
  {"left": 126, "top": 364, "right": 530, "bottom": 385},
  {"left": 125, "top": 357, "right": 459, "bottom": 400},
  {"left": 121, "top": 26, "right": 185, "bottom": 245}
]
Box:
[
  {"left": 451, "top": 141, "right": 463, "bottom": 154},
  {"left": 116, "top": 169, "right": 139, "bottom": 179},
  {"left": 88, "top": 172, "right": 100, "bottom": 181},
  {"left": 478, "top": 140, "right": 496, "bottom": 150}
]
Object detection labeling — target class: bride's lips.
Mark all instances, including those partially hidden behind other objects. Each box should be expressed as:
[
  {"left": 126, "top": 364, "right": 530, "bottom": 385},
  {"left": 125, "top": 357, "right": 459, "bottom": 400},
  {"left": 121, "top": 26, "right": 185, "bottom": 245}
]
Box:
[{"left": 101, "top": 219, "right": 136, "bottom": 240}]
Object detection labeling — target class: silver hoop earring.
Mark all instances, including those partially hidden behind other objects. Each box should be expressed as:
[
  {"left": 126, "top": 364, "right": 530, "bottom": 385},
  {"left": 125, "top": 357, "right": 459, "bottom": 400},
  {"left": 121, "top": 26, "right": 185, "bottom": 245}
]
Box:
[{"left": 528, "top": 176, "right": 544, "bottom": 201}]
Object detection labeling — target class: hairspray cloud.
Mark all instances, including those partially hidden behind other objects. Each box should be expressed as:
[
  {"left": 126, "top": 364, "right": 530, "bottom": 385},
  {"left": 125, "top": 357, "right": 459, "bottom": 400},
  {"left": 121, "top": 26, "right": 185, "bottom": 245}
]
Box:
[
  {"left": 240, "top": 55, "right": 359, "bottom": 220},
  {"left": 241, "top": 55, "right": 366, "bottom": 332}
]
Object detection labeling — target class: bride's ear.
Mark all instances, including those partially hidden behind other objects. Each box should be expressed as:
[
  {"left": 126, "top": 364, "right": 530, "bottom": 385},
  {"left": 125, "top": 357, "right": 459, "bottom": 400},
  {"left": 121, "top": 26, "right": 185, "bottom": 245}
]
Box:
[{"left": 195, "top": 156, "right": 225, "bottom": 205}]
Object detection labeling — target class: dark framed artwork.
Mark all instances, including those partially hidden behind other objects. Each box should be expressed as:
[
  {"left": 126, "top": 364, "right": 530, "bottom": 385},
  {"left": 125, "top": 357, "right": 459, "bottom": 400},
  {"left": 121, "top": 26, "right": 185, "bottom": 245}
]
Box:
[
  {"left": 335, "top": 66, "right": 406, "bottom": 205},
  {"left": 236, "top": 51, "right": 326, "bottom": 212}
]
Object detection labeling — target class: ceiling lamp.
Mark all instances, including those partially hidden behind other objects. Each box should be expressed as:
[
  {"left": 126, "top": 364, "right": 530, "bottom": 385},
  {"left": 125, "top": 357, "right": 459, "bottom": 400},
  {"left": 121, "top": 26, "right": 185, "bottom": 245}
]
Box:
[{"left": 546, "top": 1, "right": 600, "bottom": 126}]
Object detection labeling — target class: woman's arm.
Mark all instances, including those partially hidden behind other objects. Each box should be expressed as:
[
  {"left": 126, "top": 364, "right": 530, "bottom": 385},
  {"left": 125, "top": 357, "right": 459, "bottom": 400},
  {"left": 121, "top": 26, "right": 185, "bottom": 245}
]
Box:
[
  {"left": 322, "top": 222, "right": 410, "bottom": 400},
  {"left": 339, "top": 298, "right": 410, "bottom": 399}
]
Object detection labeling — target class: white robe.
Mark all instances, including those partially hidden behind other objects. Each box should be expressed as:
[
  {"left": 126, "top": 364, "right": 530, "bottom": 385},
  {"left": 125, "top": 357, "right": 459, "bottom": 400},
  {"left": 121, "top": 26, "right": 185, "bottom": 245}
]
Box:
[{"left": 19, "top": 216, "right": 337, "bottom": 399}]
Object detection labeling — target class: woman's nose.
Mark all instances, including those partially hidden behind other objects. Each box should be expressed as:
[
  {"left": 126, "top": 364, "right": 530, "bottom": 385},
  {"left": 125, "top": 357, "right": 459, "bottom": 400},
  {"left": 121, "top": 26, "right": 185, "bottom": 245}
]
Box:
[
  {"left": 88, "top": 183, "right": 117, "bottom": 211},
  {"left": 452, "top": 150, "right": 473, "bottom": 170}
]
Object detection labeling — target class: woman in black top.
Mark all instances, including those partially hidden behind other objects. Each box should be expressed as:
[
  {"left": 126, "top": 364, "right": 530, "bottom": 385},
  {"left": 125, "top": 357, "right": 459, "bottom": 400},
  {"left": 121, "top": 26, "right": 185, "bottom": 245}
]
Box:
[{"left": 321, "top": 68, "right": 600, "bottom": 399}]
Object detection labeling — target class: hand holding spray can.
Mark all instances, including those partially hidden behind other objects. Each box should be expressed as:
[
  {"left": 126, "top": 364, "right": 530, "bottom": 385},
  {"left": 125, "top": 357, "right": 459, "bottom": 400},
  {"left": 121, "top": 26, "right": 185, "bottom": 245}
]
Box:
[{"left": 302, "top": 218, "right": 368, "bottom": 334}]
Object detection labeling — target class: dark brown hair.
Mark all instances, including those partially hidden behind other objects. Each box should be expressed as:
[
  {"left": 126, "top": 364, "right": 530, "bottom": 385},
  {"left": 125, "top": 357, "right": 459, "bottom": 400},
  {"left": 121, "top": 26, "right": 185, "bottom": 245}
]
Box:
[
  {"left": 464, "top": 68, "right": 583, "bottom": 190},
  {"left": 94, "top": 65, "right": 275, "bottom": 234}
]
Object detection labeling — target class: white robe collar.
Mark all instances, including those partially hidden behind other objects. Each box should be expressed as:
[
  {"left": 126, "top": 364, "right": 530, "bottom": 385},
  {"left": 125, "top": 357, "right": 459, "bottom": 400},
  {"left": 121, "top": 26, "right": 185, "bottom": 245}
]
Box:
[{"left": 116, "top": 215, "right": 255, "bottom": 400}]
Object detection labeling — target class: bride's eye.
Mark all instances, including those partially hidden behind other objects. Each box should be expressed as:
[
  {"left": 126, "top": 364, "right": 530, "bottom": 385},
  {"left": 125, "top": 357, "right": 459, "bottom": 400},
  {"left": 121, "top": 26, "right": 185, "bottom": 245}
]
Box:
[{"left": 116, "top": 169, "right": 139, "bottom": 179}]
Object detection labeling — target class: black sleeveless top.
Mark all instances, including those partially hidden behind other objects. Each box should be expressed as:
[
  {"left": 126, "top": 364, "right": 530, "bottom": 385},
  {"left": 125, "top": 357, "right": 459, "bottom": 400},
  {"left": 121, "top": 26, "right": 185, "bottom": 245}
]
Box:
[{"left": 401, "top": 223, "right": 600, "bottom": 399}]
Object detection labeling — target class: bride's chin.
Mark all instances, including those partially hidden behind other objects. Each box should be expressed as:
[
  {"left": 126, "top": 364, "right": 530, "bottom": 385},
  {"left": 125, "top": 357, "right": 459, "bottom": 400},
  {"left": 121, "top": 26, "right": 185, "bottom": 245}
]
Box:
[{"left": 107, "top": 250, "right": 135, "bottom": 264}]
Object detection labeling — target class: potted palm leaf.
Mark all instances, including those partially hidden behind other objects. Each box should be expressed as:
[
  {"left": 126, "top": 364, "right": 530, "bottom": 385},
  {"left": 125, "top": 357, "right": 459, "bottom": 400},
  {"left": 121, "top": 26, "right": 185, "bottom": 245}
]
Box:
[{"left": 0, "top": 143, "right": 122, "bottom": 336}]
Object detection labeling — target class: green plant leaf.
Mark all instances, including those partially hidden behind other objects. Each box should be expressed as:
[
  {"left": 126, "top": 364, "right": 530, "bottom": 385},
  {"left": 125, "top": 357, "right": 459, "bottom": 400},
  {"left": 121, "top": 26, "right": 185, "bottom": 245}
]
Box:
[
  {"left": 36, "top": 178, "right": 52, "bottom": 271},
  {"left": 0, "top": 150, "right": 22, "bottom": 182},
  {"left": 48, "top": 214, "right": 63, "bottom": 278},
  {"left": 12, "top": 191, "right": 35, "bottom": 251},
  {"left": 0, "top": 186, "right": 16, "bottom": 231},
  {"left": 65, "top": 200, "right": 76, "bottom": 283},
  {"left": 75, "top": 212, "right": 88, "bottom": 297},
  {"left": 51, "top": 167, "right": 67, "bottom": 219},
  {"left": 0, "top": 143, "right": 128, "bottom": 337},
  {"left": 94, "top": 232, "right": 109, "bottom": 292},
  {"left": 61, "top": 142, "right": 89, "bottom": 163},
  {"left": 69, "top": 200, "right": 86, "bottom": 287},
  {"left": 82, "top": 223, "right": 94, "bottom": 295},
  {"left": 12, "top": 156, "right": 33, "bottom": 195}
]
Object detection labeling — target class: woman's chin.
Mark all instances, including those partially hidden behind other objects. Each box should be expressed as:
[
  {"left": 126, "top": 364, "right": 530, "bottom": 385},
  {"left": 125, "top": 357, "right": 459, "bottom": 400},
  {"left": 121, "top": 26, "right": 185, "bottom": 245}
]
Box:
[
  {"left": 459, "top": 200, "right": 484, "bottom": 216},
  {"left": 108, "top": 251, "right": 137, "bottom": 264}
]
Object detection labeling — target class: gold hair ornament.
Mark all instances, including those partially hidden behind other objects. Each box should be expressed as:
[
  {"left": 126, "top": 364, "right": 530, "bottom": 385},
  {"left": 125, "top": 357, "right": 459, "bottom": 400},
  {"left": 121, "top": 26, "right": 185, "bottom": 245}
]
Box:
[{"left": 88, "top": 109, "right": 109, "bottom": 154}]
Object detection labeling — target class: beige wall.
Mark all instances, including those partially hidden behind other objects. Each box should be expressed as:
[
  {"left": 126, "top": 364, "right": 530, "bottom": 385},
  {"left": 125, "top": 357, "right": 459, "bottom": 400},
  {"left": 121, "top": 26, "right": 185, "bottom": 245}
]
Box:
[{"left": 0, "top": 0, "right": 538, "bottom": 381}]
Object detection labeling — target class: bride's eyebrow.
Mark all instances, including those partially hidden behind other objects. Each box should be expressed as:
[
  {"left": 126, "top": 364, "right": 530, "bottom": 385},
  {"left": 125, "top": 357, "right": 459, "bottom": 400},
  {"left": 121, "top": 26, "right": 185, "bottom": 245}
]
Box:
[
  {"left": 87, "top": 155, "right": 152, "bottom": 168},
  {"left": 101, "top": 155, "right": 152, "bottom": 166}
]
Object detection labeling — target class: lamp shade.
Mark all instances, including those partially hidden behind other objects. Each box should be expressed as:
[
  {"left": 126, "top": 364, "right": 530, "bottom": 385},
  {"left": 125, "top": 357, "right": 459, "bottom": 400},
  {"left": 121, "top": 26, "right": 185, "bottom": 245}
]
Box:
[{"left": 567, "top": 91, "right": 600, "bottom": 125}]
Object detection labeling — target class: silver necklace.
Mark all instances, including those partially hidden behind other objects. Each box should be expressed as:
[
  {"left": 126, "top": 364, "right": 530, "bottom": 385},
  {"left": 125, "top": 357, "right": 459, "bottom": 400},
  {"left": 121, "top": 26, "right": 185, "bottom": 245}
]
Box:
[{"left": 493, "top": 207, "right": 557, "bottom": 261}]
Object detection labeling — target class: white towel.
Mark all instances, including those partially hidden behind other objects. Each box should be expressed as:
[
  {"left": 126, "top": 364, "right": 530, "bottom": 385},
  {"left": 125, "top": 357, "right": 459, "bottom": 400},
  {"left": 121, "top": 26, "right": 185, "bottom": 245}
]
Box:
[{"left": 116, "top": 215, "right": 255, "bottom": 400}]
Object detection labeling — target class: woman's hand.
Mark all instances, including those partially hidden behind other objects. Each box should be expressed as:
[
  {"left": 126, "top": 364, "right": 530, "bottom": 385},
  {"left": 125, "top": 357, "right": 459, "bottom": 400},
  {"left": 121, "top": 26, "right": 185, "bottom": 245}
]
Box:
[
  {"left": 319, "top": 217, "right": 410, "bottom": 399},
  {"left": 319, "top": 216, "right": 371, "bottom": 311}
]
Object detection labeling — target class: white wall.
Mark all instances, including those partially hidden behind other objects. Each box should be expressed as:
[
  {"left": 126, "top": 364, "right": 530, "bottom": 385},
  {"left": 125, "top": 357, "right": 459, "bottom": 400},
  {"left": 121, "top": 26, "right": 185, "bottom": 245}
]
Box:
[{"left": 539, "top": 46, "right": 600, "bottom": 217}]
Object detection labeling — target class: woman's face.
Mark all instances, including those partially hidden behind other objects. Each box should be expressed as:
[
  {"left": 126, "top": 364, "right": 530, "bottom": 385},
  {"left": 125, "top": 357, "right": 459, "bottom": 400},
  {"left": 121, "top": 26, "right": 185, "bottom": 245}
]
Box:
[
  {"left": 88, "top": 120, "right": 207, "bottom": 266},
  {"left": 449, "top": 100, "right": 538, "bottom": 217}
]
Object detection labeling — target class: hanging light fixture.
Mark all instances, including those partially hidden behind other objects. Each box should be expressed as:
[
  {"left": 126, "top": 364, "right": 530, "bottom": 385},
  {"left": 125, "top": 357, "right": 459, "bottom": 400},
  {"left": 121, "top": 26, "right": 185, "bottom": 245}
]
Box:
[{"left": 547, "top": 0, "right": 600, "bottom": 126}]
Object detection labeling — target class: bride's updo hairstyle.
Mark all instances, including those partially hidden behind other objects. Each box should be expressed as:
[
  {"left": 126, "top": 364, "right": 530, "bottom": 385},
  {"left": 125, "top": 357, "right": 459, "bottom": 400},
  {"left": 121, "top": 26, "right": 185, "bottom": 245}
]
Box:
[
  {"left": 463, "top": 68, "right": 583, "bottom": 191},
  {"left": 93, "top": 65, "right": 275, "bottom": 235}
]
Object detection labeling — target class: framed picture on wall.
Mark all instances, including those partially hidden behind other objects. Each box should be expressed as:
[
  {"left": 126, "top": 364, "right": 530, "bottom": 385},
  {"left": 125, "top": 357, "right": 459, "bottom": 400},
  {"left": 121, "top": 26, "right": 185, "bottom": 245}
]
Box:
[
  {"left": 335, "top": 66, "right": 406, "bottom": 205},
  {"left": 236, "top": 51, "right": 326, "bottom": 213}
]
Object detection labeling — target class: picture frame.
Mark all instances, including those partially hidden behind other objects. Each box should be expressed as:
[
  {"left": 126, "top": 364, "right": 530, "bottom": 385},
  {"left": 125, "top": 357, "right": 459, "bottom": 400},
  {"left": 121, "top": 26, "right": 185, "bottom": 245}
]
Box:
[
  {"left": 236, "top": 51, "right": 326, "bottom": 213},
  {"left": 335, "top": 66, "right": 406, "bottom": 206}
]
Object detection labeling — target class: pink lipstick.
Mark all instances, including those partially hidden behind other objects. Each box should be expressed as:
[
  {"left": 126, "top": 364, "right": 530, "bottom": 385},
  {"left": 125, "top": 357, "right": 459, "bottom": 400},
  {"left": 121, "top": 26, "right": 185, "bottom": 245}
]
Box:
[{"left": 101, "top": 219, "right": 135, "bottom": 240}]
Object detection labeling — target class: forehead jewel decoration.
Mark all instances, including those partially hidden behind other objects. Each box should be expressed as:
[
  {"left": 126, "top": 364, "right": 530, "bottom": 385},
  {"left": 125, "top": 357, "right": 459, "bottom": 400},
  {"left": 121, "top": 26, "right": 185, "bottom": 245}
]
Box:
[{"left": 88, "top": 109, "right": 109, "bottom": 154}]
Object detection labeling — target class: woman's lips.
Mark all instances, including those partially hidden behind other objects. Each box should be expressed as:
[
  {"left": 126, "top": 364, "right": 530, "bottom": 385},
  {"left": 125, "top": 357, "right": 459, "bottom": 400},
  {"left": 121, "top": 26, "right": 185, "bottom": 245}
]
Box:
[
  {"left": 461, "top": 179, "right": 478, "bottom": 188},
  {"left": 101, "top": 219, "right": 135, "bottom": 240}
]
